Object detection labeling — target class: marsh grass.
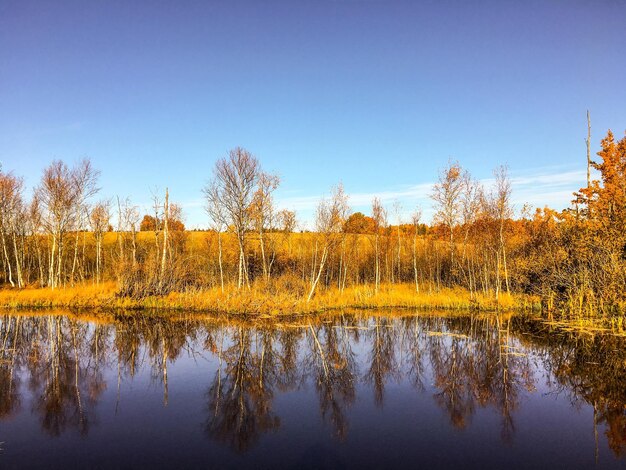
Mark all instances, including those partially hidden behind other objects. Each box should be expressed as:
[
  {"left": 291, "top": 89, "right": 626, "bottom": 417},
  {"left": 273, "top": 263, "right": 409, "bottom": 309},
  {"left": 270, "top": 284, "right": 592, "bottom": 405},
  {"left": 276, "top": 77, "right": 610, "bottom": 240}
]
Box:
[{"left": 0, "top": 281, "right": 537, "bottom": 315}]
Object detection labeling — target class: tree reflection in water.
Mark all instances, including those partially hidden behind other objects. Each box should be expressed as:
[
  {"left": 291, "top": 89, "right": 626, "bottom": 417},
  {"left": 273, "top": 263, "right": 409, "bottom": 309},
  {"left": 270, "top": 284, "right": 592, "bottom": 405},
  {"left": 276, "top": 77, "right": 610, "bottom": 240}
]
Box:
[
  {"left": 0, "top": 311, "right": 624, "bottom": 456},
  {"left": 206, "top": 326, "right": 281, "bottom": 452},
  {"left": 306, "top": 317, "right": 358, "bottom": 440}
]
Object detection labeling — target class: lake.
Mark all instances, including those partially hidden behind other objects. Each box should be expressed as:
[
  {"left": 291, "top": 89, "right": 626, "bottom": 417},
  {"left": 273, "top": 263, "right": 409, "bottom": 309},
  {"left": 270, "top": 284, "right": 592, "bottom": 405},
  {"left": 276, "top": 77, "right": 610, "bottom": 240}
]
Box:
[{"left": 0, "top": 311, "right": 624, "bottom": 469}]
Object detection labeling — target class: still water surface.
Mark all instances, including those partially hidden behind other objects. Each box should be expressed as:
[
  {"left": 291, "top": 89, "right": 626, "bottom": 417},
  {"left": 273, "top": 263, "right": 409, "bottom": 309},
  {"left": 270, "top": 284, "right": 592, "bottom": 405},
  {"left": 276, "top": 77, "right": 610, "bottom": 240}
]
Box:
[{"left": 0, "top": 311, "right": 624, "bottom": 469}]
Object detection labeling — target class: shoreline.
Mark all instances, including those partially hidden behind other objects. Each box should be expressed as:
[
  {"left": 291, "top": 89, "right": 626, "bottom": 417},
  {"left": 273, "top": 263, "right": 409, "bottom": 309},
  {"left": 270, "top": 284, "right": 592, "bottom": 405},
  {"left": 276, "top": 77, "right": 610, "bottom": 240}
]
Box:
[{"left": 0, "top": 282, "right": 538, "bottom": 315}]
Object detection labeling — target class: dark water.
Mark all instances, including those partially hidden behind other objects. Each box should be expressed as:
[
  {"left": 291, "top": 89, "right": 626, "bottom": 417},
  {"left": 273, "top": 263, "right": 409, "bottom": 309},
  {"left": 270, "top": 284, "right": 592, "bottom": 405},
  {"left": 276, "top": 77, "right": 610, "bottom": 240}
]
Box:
[{"left": 0, "top": 311, "right": 625, "bottom": 469}]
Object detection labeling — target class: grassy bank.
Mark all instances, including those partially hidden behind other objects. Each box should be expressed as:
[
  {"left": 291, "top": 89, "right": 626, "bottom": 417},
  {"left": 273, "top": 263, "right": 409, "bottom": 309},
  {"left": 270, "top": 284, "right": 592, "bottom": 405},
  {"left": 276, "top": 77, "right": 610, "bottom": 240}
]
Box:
[{"left": 0, "top": 282, "right": 538, "bottom": 315}]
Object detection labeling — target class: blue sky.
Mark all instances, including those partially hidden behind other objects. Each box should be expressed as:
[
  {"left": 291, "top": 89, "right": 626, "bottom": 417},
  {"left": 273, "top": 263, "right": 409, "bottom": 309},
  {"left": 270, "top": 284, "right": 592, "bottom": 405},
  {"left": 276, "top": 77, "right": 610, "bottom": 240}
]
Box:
[{"left": 1, "top": 0, "right": 625, "bottom": 227}]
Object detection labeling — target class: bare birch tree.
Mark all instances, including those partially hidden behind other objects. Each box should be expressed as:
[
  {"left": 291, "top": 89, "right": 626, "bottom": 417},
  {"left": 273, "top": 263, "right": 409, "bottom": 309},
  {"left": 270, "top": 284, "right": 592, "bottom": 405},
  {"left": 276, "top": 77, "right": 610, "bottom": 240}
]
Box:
[
  {"left": 0, "top": 171, "right": 25, "bottom": 287},
  {"left": 203, "top": 180, "right": 228, "bottom": 292},
  {"left": 460, "top": 173, "right": 482, "bottom": 296},
  {"left": 159, "top": 188, "right": 170, "bottom": 285},
  {"left": 118, "top": 197, "right": 140, "bottom": 268},
  {"left": 411, "top": 207, "right": 422, "bottom": 293},
  {"left": 28, "top": 196, "right": 45, "bottom": 286},
  {"left": 36, "top": 159, "right": 99, "bottom": 288},
  {"left": 90, "top": 201, "right": 110, "bottom": 284},
  {"left": 250, "top": 172, "right": 280, "bottom": 282},
  {"left": 371, "top": 198, "right": 387, "bottom": 292},
  {"left": 209, "top": 148, "right": 259, "bottom": 289},
  {"left": 393, "top": 200, "right": 403, "bottom": 283},
  {"left": 493, "top": 165, "right": 513, "bottom": 296},
  {"left": 308, "top": 184, "right": 349, "bottom": 301},
  {"left": 431, "top": 161, "right": 464, "bottom": 279}
]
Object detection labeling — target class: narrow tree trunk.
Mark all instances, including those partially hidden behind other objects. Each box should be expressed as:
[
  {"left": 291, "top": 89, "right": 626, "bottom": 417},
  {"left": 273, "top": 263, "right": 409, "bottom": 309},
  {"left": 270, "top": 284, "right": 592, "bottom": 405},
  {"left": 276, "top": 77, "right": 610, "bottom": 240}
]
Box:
[
  {"left": 310, "top": 239, "right": 318, "bottom": 287},
  {"left": 342, "top": 257, "right": 348, "bottom": 292},
  {"left": 35, "top": 235, "right": 44, "bottom": 287},
  {"left": 374, "top": 233, "right": 380, "bottom": 292},
  {"left": 500, "top": 223, "right": 510, "bottom": 294},
  {"left": 217, "top": 230, "right": 224, "bottom": 293},
  {"left": 49, "top": 234, "right": 56, "bottom": 289},
  {"left": 131, "top": 225, "right": 137, "bottom": 267},
  {"left": 81, "top": 229, "right": 86, "bottom": 282},
  {"left": 268, "top": 242, "right": 276, "bottom": 280},
  {"left": 259, "top": 228, "right": 268, "bottom": 281},
  {"left": 117, "top": 196, "right": 125, "bottom": 263},
  {"left": 413, "top": 231, "right": 419, "bottom": 293},
  {"left": 495, "top": 251, "right": 501, "bottom": 302},
  {"left": 57, "top": 231, "right": 63, "bottom": 287},
  {"left": 396, "top": 225, "right": 401, "bottom": 283},
  {"left": 11, "top": 231, "right": 23, "bottom": 288},
  {"left": 338, "top": 240, "right": 344, "bottom": 290},
  {"left": 586, "top": 110, "right": 591, "bottom": 189},
  {"left": 236, "top": 232, "right": 249, "bottom": 289},
  {"left": 449, "top": 226, "right": 454, "bottom": 283},
  {"left": 307, "top": 247, "right": 328, "bottom": 302},
  {"left": 96, "top": 234, "right": 101, "bottom": 284},
  {"left": 160, "top": 188, "right": 169, "bottom": 285},
  {"left": 0, "top": 228, "right": 14, "bottom": 287},
  {"left": 71, "top": 229, "right": 80, "bottom": 286}
]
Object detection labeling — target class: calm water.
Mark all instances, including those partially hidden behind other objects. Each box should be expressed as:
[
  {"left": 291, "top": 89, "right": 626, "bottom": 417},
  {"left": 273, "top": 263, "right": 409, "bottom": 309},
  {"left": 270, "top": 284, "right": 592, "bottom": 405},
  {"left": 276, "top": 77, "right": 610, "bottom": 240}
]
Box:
[{"left": 0, "top": 311, "right": 624, "bottom": 469}]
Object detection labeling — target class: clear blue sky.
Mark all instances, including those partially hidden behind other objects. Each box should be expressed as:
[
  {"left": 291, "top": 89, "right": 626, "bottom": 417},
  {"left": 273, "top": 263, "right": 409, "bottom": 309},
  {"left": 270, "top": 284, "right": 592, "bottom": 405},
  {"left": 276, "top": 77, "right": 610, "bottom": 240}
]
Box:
[{"left": 1, "top": 0, "right": 625, "bottom": 227}]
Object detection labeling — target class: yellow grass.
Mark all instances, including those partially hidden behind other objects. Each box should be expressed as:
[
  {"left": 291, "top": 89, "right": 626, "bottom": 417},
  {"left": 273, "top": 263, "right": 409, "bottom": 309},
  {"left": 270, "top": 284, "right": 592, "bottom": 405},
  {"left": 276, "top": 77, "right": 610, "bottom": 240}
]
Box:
[
  {"left": 0, "top": 281, "right": 537, "bottom": 315},
  {"left": 0, "top": 282, "right": 119, "bottom": 309}
]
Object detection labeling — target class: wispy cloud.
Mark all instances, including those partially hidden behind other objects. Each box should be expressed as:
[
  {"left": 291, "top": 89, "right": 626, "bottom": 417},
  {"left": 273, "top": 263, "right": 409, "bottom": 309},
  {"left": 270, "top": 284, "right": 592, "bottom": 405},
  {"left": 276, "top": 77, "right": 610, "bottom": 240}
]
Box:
[
  {"left": 276, "top": 183, "right": 433, "bottom": 211},
  {"left": 178, "top": 165, "right": 587, "bottom": 228},
  {"left": 510, "top": 168, "right": 586, "bottom": 187},
  {"left": 508, "top": 167, "right": 586, "bottom": 210},
  {"left": 274, "top": 166, "right": 586, "bottom": 225}
]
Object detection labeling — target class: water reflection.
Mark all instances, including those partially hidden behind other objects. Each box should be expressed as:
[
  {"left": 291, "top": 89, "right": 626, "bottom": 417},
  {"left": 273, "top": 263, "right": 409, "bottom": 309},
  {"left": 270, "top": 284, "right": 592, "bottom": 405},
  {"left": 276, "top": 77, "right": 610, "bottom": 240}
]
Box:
[
  {"left": 0, "top": 311, "right": 625, "bottom": 465},
  {"left": 206, "top": 326, "right": 281, "bottom": 452}
]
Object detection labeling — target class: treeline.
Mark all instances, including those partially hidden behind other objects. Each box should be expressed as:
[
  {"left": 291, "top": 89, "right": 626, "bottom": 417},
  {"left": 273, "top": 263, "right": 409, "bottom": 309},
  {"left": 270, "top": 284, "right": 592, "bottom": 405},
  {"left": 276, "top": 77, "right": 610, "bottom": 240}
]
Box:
[{"left": 0, "top": 131, "right": 625, "bottom": 314}]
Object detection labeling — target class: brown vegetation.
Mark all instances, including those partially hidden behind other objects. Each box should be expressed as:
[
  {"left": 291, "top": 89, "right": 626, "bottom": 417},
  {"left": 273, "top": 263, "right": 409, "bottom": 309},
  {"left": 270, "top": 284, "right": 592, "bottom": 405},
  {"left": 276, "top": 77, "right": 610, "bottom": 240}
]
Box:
[{"left": 0, "top": 130, "right": 625, "bottom": 316}]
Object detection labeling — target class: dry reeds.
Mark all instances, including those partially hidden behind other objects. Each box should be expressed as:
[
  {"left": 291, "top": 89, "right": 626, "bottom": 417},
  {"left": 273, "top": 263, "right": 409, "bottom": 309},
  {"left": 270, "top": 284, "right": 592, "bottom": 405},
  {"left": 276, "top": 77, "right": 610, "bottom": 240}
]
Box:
[{"left": 0, "top": 280, "right": 536, "bottom": 315}]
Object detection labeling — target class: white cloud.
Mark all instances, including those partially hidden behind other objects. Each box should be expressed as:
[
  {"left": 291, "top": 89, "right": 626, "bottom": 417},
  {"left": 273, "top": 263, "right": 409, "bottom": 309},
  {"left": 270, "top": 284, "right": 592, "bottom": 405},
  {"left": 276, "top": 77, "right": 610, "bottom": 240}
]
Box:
[
  {"left": 180, "top": 165, "right": 587, "bottom": 228},
  {"left": 508, "top": 167, "right": 586, "bottom": 212}
]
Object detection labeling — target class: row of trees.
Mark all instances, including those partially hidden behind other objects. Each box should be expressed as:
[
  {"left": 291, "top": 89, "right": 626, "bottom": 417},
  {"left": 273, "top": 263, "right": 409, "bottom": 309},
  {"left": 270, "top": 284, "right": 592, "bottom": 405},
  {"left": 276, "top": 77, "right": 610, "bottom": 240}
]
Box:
[
  {"left": 0, "top": 160, "right": 99, "bottom": 289},
  {"left": 1, "top": 130, "right": 625, "bottom": 312}
]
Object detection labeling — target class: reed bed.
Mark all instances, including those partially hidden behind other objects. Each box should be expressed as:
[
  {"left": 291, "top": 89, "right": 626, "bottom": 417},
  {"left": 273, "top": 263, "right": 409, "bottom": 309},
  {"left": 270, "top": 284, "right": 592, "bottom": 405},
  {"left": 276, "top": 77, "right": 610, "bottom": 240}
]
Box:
[{"left": 0, "top": 281, "right": 537, "bottom": 315}]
